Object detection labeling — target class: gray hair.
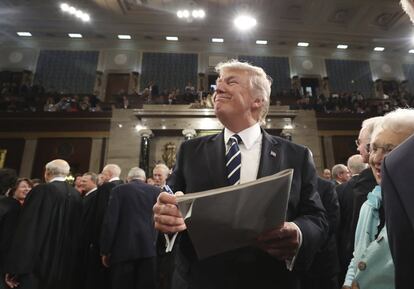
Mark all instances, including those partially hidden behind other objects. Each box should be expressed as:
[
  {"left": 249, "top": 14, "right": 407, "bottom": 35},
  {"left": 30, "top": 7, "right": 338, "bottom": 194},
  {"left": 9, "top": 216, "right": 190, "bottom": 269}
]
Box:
[
  {"left": 127, "top": 167, "right": 146, "bottom": 181},
  {"left": 347, "top": 154, "right": 368, "bottom": 175},
  {"left": 371, "top": 108, "right": 414, "bottom": 143},
  {"left": 83, "top": 172, "right": 98, "bottom": 185},
  {"left": 331, "top": 164, "right": 348, "bottom": 179},
  {"left": 401, "top": 0, "right": 414, "bottom": 23},
  {"left": 153, "top": 163, "right": 170, "bottom": 177},
  {"left": 361, "top": 116, "right": 383, "bottom": 142},
  {"left": 215, "top": 59, "right": 272, "bottom": 123},
  {"left": 45, "top": 159, "right": 70, "bottom": 177},
  {"left": 102, "top": 164, "right": 121, "bottom": 178}
]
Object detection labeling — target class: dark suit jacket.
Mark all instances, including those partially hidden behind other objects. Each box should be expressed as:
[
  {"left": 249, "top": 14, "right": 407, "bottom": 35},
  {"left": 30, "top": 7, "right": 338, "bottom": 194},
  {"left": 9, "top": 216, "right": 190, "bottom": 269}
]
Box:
[
  {"left": 94, "top": 179, "right": 123, "bottom": 248},
  {"left": 168, "top": 129, "right": 328, "bottom": 289},
  {"left": 100, "top": 179, "right": 160, "bottom": 264},
  {"left": 336, "top": 175, "right": 359, "bottom": 275},
  {"left": 382, "top": 133, "right": 414, "bottom": 289},
  {"left": 308, "top": 177, "right": 340, "bottom": 275}
]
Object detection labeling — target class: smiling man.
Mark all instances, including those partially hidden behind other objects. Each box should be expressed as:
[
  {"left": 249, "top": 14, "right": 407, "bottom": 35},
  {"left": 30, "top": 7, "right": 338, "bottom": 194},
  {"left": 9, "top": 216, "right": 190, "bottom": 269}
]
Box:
[{"left": 153, "top": 59, "right": 327, "bottom": 289}]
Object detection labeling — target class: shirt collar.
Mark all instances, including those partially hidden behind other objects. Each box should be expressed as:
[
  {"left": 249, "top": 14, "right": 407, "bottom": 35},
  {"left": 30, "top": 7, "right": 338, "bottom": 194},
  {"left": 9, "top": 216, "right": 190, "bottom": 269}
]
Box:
[
  {"left": 224, "top": 123, "right": 262, "bottom": 150},
  {"left": 84, "top": 187, "right": 97, "bottom": 197},
  {"left": 49, "top": 176, "right": 66, "bottom": 183},
  {"left": 109, "top": 177, "right": 120, "bottom": 182}
]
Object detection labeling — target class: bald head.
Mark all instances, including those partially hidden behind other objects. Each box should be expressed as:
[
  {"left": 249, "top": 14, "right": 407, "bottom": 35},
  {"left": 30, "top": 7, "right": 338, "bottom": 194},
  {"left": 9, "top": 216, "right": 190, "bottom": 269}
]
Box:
[{"left": 44, "top": 159, "right": 70, "bottom": 182}]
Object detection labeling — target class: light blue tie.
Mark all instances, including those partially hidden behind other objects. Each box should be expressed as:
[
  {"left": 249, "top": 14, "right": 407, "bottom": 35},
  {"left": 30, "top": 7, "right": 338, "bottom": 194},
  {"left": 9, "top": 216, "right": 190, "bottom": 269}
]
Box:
[{"left": 226, "top": 134, "right": 242, "bottom": 185}]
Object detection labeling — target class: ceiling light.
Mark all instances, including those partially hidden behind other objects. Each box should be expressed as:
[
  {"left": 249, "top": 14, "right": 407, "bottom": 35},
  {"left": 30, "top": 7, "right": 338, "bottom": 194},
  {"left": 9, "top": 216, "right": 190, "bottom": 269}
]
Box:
[
  {"left": 182, "top": 10, "right": 190, "bottom": 18},
  {"left": 17, "top": 32, "right": 32, "bottom": 37},
  {"left": 166, "top": 36, "right": 178, "bottom": 41},
  {"left": 177, "top": 9, "right": 205, "bottom": 20},
  {"left": 81, "top": 13, "right": 90, "bottom": 22},
  {"left": 60, "top": 3, "right": 70, "bottom": 12},
  {"left": 68, "top": 33, "right": 82, "bottom": 38},
  {"left": 374, "top": 47, "right": 385, "bottom": 52},
  {"left": 234, "top": 15, "right": 257, "bottom": 31},
  {"left": 118, "top": 34, "right": 131, "bottom": 40},
  {"left": 337, "top": 44, "right": 348, "bottom": 49},
  {"left": 177, "top": 10, "right": 183, "bottom": 18},
  {"left": 198, "top": 10, "right": 205, "bottom": 18},
  {"left": 297, "top": 42, "right": 309, "bottom": 47},
  {"left": 256, "top": 40, "right": 267, "bottom": 45},
  {"left": 409, "top": 49, "right": 414, "bottom": 54},
  {"left": 68, "top": 6, "right": 76, "bottom": 14},
  {"left": 212, "top": 38, "right": 224, "bottom": 43}
]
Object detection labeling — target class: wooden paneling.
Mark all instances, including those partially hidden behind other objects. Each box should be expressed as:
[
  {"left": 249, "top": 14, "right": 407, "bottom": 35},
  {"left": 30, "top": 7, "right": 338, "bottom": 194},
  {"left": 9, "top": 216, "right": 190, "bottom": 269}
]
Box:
[
  {"left": 332, "top": 135, "right": 358, "bottom": 165},
  {"left": 32, "top": 138, "right": 92, "bottom": 179},
  {"left": 0, "top": 112, "right": 112, "bottom": 133},
  {"left": 0, "top": 138, "right": 25, "bottom": 174}
]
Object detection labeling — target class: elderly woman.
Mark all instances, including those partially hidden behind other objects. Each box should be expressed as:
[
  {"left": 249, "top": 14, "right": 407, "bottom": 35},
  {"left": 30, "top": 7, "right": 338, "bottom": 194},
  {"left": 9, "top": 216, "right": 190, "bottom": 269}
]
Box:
[{"left": 343, "top": 108, "right": 414, "bottom": 289}]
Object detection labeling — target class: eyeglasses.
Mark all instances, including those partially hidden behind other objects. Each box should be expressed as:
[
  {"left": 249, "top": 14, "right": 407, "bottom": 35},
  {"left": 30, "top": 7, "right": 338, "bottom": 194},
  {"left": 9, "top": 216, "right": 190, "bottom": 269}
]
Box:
[{"left": 355, "top": 139, "right": 370, "bottom": 152}]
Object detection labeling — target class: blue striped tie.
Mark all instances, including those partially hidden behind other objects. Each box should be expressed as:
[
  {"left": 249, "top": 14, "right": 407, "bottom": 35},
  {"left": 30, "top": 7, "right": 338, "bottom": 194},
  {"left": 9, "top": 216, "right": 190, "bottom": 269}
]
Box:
[{"left": 226, "top": 134, "right": 242, "bottom": 185}]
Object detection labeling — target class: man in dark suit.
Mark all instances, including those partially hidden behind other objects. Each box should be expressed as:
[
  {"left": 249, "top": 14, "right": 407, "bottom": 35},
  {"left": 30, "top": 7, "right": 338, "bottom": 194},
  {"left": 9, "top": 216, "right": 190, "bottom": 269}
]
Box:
[
  {"left": 93, "top": 164, "right": 123, "bottom": 289},
  {"left": 336, "top": 154, "right": 368, "bottom": 284},
  {"left": 100, "top": 167, "right": 160, "bottom": 289},
  {"left": 382, "top": 133, "right": 414, "bottom": 289},
  {"left": 154, "top": 60, "right": 327, "bottom": 289},
  {"left": 78, "top": 172, "right": 100, "bottom": 289},
  {"left": 4, "top": 159, "right": 82, "bottom": 289},
  {"left": 302, "top": 177, "right": 340, "bottom": 289}
]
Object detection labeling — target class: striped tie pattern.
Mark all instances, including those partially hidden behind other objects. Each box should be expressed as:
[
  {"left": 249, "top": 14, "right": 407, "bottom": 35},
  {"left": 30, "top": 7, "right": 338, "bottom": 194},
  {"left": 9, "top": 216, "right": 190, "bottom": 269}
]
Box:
[{"left": 226, "top": 134, "right": 242, "bottom": 185}]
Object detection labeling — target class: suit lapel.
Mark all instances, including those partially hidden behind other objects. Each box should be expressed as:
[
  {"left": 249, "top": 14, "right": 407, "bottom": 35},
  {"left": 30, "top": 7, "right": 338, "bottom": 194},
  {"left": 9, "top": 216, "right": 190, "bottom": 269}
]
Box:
[
  {"left": 257, "top": 130, "right": 281, "bottom": 178},
  {"left": 205, "top": 131, "right": 228, "bottom": 188}
]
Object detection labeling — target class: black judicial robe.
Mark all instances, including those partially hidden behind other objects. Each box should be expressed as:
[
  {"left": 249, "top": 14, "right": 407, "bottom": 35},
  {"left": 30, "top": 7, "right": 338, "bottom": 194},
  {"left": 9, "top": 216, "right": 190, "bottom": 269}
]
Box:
[
  {"left": 0, "top": 196, "right": 20, "bottom": 273},
  {"left": 4, "top": 181, "right": 82, "bottom": 289}
]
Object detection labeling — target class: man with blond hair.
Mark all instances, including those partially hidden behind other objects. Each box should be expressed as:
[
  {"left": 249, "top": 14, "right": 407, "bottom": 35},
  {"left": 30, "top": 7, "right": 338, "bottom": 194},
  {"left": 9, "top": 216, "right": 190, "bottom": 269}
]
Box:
[
  {"left": 4, "top": 159, "right": 82, "bottom": 289},
  {"left": 154, "top": 60, "right": 327, "bottom": 289}
]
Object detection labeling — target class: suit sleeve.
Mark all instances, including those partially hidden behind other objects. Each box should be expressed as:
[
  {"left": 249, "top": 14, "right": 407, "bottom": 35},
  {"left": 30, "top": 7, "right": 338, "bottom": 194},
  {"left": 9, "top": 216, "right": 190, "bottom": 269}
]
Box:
[
  {"left": 322, "top": 181, "right": 340, "bottom": 237},
  {"left": 292, "top": 148, "right": 328, "bottom": 271},
  {"left": 100, "top": 187, "right": 121, "bottom": 256}
]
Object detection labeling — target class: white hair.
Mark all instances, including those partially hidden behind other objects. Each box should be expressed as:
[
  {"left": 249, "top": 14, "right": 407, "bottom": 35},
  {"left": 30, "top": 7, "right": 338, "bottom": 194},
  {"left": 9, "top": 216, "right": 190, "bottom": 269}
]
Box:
[
  {"left": 361, "top": 116, "right": 383, "bottom": 141},
  {"left": 102, "top": 164, "right": 121, "bottom": 178},
  {"left": 371, "top": 108, "right": 414, "bottom": 143},
  {"left": 347, "top": 154, "right": 368, "bottom": 175},
  {"left": 153, "top": 163, "right": 170, "bottom": 177},
  {"left": 127, "top": 167, "right": 146, "bottom": 181},
  {"left": 215, "top": 59, "right": 272, "bottom": 123},
  {"left": 45, "top": 159, "right": 70, "bottom": 177},
  {"left": 401, "top": 0, "right": 414, "bottom": 23}
]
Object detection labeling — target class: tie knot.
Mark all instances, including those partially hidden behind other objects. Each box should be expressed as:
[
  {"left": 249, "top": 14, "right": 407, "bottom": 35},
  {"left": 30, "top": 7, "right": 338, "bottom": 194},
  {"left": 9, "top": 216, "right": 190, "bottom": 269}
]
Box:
[{"left": 229, "top": 134, "right": 242, "bottom": 145}]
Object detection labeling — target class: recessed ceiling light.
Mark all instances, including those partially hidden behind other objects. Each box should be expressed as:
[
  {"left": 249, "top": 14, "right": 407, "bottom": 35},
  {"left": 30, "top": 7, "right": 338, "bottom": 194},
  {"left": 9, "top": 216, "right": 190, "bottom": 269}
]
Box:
[
  {"left": 166, "top": 36, "right": 178, "bottom": 41},
  {"left": 212, "top": 38, "right": 224, "bottom": 43},
  {"left": 409, "top": 49, "right": 414, "bottom": 54},
  {"left": 374, "top": 47, "right": 385, "bottom": 52},
  {"left": 60, "top": 3, "right": 70, "bottom": 12},
  {"left": 256, "top": 40, "right": 268, "bottom": 45},
  {"left": 17, "top": 32, "right": 32, "bottom": 37},
  {"left": 297, "top": 42, "right": 309, "bottom": 47},
  {"left": 118, "top": 34, "right": 131, "bottom": 40},
  {"left": 234, "top": 15, "right": 257, "bottom": 31},
  {"left": 337, "top": 44, "right": 348, "bottom": 49},
  {"left": 68, "top": 33, "right": 82, "bottom": 38}
]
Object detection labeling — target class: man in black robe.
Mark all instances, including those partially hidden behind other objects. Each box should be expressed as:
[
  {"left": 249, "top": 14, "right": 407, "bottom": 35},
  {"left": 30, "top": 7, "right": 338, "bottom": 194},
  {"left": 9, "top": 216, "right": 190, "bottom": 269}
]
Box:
[{"left": 4, "top": 159, "right": 82, "bottom": 289}]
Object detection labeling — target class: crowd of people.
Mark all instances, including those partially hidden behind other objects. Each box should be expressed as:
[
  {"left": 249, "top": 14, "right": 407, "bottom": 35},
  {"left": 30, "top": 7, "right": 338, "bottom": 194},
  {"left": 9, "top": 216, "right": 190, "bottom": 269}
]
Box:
[
  {"left": 2, "top": 12, "right": 414, "bottom": 287},
  {"left": 0, "top": 82, "right": 106, "bottom": 113},
  {"left": 286, "top": 89, "right": 414, "bottom": 114}
]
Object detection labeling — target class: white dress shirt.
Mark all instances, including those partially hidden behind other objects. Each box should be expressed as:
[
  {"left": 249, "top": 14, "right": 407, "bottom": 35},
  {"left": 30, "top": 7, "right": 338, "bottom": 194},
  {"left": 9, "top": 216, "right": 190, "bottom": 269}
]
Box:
[{"left": 224, "top": 122, "right": 262, "bottom": 183}]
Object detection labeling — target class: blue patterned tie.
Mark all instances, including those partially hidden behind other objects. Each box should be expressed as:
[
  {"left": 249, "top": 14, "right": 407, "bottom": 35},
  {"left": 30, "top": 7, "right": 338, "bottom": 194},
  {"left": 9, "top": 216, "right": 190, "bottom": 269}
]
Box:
[{"left": 226, "top": 134, "right": 242, "bottom": 185}]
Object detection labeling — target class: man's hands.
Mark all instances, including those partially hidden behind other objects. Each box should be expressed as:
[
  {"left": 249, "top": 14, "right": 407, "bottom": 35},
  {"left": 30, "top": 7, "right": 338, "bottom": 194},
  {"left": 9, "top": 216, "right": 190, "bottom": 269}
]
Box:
[
  {"left": 5, "top": 273, "right": 19, "bottom": 288},
  {"left": 153, "top": 192, "right": 186, "bottom": 233},
  {"left": 256, "top": 222, "right": 301, "bottom": 261},
  {"left": 101, "top": 255, "right": 110, "bottom": 268}
]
